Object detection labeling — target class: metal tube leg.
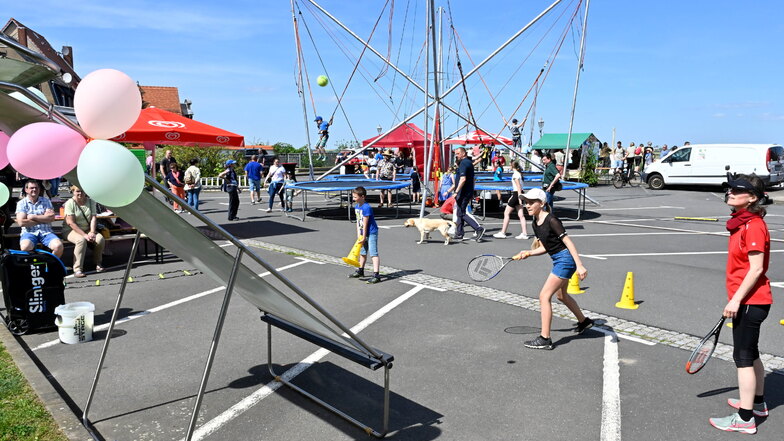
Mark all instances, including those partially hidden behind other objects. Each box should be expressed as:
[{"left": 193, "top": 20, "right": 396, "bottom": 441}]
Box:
[
  {"left": 382, "top": 364, "right": 390, "bottom": 437},
  {"left": 184, "top": 247, "right": 245, "bottom": 441},
  {"left": 83, "top": 232, "right": 142, "bottom": 426}
]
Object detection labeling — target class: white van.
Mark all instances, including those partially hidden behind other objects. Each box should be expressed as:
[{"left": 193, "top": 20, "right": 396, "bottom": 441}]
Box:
[{"left": 642, "top": 144, "right": 784, "bottom": 190}]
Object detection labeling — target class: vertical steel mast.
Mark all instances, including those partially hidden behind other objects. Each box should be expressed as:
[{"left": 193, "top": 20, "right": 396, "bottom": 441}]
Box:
[
  {"left": 420, "top": 0, "right": 442, "bottom": 218},
  {"left": 563, "top": 0, "right": 590, "bottom": 179},
  {"left": 292, "top": 0, "right": 316, "bottom": 180}
]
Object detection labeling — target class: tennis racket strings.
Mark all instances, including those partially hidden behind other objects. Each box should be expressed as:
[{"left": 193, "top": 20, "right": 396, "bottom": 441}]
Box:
[{"left": 467, "top": 255, "right": 506, "bottom": 281}]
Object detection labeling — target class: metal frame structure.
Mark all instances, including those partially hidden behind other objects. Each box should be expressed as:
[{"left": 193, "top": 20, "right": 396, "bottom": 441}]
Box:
[
  {"left": 261, "top": 313, "right": 393, "bottom": 438},
  {"left": 296, "top": 0, "right": 599, "bottom": 210}
]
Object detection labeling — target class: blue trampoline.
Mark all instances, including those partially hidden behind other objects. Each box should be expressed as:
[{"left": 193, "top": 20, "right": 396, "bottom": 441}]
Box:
[
  {"left": 473, "top": 180, "right": 589, "bottom": 220},
  {"left": 285, "top": 179, "right": 412, "bottom": 221}
]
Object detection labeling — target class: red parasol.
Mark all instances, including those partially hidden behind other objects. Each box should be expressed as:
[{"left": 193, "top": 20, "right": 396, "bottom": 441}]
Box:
[
  {"left": 111, "top": 107, "right": 244, "bottom": 147},
  {"left": 444, "top": 129, "right": 512, "bottom": 145}
]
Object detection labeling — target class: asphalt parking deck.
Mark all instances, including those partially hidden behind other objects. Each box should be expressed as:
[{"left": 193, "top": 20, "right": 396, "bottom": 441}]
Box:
[{"left": 2, "top": 183, "right": 784, "bottom": 440}]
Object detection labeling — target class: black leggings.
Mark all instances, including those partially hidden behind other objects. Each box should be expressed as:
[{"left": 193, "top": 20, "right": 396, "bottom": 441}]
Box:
[{"left": 732, "top": 304, "right": 770, "bottom": 368}]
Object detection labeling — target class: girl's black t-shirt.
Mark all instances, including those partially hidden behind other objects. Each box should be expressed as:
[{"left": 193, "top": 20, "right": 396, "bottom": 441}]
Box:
[{"left": 532, "top": 213, "right": 568, "bottom": 255}]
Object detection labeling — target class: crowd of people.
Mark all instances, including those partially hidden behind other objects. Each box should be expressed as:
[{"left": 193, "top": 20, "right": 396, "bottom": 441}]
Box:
[{"left": 599, "top": 140, "right": 690, "bottom": 175}]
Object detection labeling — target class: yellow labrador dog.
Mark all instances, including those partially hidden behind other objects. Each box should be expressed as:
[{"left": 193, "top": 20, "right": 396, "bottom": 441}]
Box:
[{"left": 404, "top": 217, "right": 455, "bottom": 245}]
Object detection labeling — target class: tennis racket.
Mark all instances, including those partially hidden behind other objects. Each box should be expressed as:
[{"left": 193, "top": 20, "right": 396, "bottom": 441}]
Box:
[
  {"left": 685, "top": 316, "right": 726, "bottom": 374},
  {"left": 467, "top": 254, "right": 521, "bottom": 282}
]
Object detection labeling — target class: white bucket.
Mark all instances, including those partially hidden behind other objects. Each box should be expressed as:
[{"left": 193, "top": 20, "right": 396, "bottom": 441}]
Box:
[{"left": 54, "top": 302, "right": 95, "bottom": 344}]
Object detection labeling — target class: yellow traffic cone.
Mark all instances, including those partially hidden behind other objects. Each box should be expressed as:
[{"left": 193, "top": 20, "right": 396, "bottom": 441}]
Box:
[
  {"left": 341, "top": 238, "right": 362, "bottom": 267},
  {"left": 615, "top": 272, "right": 639, "bottom": 310},
  {"left": 567, "top": 273, "right": 585, "bottom": 294}
]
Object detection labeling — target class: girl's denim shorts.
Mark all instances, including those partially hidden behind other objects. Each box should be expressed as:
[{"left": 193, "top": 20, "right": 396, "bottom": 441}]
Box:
[{"left": 550, "top": 248, "right": 576, "bottom": 279}]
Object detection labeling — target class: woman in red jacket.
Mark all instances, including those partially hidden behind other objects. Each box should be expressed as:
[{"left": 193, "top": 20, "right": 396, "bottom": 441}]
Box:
[{"left": 709, "top": 174, "right": 772, "bottom": 435}]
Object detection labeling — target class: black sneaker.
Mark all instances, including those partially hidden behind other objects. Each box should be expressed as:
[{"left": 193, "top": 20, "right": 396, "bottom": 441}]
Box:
[
  {"left": 574, "top": 318, "right": 594, "bottom": 334},
  {"left": 474, "top": 227, "right": 486, "bottom": 242},
  {"left": 366, "top": 276, "right": 381, "bottom": 284},
  {"left": 348, "top": 270, "right": 364, "bottom": 279},
  {"left": 453, "top": 235, "right": 465, "bottom": 242},
  {"left": 524, "top": 335, "right": 553, "bottom": 350}
]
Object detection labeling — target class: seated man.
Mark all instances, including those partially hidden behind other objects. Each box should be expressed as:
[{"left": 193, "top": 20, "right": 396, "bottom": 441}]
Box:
[{"left": 16, "top": 180, "right": 63, "bottom": 257}]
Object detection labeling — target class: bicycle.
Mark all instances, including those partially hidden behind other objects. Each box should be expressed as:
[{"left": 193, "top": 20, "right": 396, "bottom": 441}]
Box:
[{"left": 612, "top": 166, "right": 641, "bottom": 188}]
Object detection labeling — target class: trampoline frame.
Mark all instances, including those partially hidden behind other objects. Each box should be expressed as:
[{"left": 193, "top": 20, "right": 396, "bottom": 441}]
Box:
[
  {"left": 284, "top": 179, "right": 412, "bottom": 221},
  {"left": 473, "top": 180, "right": 588, "bottom": 220}
]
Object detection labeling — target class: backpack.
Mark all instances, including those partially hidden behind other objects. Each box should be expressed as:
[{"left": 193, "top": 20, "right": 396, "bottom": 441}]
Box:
[{"left": 634, "top": 146, "right": 642, "bottom": 155}]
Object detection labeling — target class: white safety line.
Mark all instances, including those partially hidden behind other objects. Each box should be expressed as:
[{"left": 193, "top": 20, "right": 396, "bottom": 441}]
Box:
[
  {"left": 592, "top": 205, "right": 683, "bottom": 211},
  {"left": 570, "top": 231, "right": 716, "bottom": 238},
  {"left": 189, "top": 281, "right": 439, "bottom": 441},
  {"left": 31, "top": 259, "right": 319, "bottom": 352},
  {"left": 594, "top": 325, "right": 655, "bottom": 346},
  {"left": 598, "top": 329, "right": 621, "bottom": 441},
  {"left": 583, "top": 249, "right": 784, "bottom": 259}
]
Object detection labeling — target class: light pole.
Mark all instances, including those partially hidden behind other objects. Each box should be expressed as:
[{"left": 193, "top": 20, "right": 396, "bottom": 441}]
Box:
[
  {"left": 376, "top": 125, "right": 383, "bottom": 135},
  {"left": 538, "top": 118, "right": 544, "bottom": 138}
]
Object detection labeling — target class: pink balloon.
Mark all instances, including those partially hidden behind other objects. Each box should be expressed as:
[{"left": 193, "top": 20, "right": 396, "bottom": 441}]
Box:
[
  {"left": 74, "top": 69, "right": 142, "bottom": 139},
  {"left": 0, "top": 131, "right": 9, "bottom": 169},
  {"left": 7, "top": 122, "right": 86, "bottom": 179}
]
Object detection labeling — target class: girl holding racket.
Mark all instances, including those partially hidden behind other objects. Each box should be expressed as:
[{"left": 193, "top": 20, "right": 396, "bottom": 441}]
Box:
[
  {"left": 709, "top": 174, "right": 772, "bottom": 435},
  {"left": 517, "top": 188, "right": 592, "bottom": 350}
]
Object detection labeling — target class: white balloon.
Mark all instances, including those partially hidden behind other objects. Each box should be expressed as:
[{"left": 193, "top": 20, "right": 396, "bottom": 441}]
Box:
[
  {"left": 9, "top": 87, "right": 48, "bottom": 112},
  {"left": 74, "top": 69, "right": 142, "bottom": 140},
  {"left": 77, "top": 140, "right": 144, "bottom": 207}
]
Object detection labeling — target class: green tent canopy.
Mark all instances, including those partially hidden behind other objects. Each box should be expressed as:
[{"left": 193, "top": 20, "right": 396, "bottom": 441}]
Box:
[{"left": 531, "top": 133, "right": 599, "bottom": 150}]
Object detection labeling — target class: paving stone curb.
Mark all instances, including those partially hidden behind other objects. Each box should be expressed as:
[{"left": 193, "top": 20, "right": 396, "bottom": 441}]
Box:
[{"left": 244, "top": 238, "right": 784, "bottom": 375}]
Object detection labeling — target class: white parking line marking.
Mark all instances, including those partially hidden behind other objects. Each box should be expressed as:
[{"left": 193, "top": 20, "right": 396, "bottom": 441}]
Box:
[
  {"left": 599, "top": 329, "right": 621, "bottom": 441},
  {"left": 584, "top": 249, "right": 784, "bottom": 259},
  {"left": 592, "top": 205, "right": 684, "bottom": 211},
  {"left": 31, "top": 259, "right": 317, "bottom": 352},
  {"left": 189, "top": 281, "right": 437, "bottom": 441}
]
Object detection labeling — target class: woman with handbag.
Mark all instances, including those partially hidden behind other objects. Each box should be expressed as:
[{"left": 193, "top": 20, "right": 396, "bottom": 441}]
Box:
[
  {"left": 184, "top": 158, "right": 202, "bottom": 211},
  {"left": 63, "top": 185, "right": 105, "bottom": 278},
  {"left": 166, "top": 162, "right": 186, "bottom": 213},
  {"left": 264, "top": 158, "right": 286, "bottom": 212}
]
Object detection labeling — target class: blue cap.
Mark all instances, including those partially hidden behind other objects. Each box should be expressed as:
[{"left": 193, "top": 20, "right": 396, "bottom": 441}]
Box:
[
  {"left": 314, "top": 116, "right": 323, "bottom": 121},
  {"left": 225, "top": 159, "right": 237, "bottom": 166}
]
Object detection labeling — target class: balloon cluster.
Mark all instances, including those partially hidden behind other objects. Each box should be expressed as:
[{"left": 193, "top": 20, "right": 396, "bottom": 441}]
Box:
[{"left": 0, "top": 69, "right": 145, "bottom": 207}]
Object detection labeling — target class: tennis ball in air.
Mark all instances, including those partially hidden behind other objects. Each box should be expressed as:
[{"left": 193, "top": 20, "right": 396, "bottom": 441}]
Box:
[{"left": 317, "top": 75, "right": 329, "bottom": 87}]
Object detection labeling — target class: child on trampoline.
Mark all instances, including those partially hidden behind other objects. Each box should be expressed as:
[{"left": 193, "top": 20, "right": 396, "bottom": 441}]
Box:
[
  {"left": 314, "top": 115, "right": 332, "bottom": 161},
  {"left": 516, "top": 187, "right": 592, "bottom": 350},
  {"left": 348, "top": 186, "right": 382, "bottom": 284}
]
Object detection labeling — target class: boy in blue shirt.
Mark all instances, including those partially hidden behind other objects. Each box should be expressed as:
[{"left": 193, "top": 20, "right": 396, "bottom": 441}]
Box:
[
  {"left": 314, "top": 115, "right": 332, "bottom": 161},
  {"left": 348, "top": 186, "right": 381, "bottom": 284}
]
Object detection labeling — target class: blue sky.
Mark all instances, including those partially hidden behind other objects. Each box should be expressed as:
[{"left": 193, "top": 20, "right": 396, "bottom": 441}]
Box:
[{"left": 6, "top": 0, "right": 784, "bottom": 148}]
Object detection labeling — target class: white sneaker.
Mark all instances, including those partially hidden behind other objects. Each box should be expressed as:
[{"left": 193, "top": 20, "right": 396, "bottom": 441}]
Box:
[
  {"left": 265, "top": 208, "right": 272, "bottom": 212},
  {"left": 492, "top": 232, "right": 508, "bottom": 239},
  {"left": 515, "top": 233, "right": 529, "bottom": 240}
]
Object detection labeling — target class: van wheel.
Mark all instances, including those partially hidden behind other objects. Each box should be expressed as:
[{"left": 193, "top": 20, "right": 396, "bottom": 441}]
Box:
[{"left": 648, "top": 174, "right": 664, "bottom": 190}]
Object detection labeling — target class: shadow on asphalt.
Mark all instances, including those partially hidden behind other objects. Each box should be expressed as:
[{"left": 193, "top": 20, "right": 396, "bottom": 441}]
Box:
[{"left": 271, "top": 360, "right": 444, "bottom": 440}]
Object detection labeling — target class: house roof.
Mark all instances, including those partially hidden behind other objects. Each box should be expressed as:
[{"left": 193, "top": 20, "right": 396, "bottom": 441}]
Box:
[
  {"left": 532, "top": 133, "right": 599, "bottom": 150},
  {"left": 1, "top": 18, "right": 80, "bottom": 85},
  {"left": 140, "top": 86, "right": 182, "bottom": 114}
]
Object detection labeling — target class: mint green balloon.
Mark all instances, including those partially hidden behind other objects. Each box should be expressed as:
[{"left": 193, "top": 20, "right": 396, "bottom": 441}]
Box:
[
  {"left": 0, "top": 183, "right": 9, "bottom": 206},
  {"left": 77, "top": 140, "right": 144, "bottom": 207}
]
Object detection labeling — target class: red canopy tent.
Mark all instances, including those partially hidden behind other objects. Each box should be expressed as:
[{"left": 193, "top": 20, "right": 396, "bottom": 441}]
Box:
[
  {"left": 111, "top": 107, "right": 245, "bottom": 147},
  {"left": 444, "top": 129, "right": 512, "bottom": 145},
  {"left": 361, "top": 123, "right": 430, "bottom": 149},
  {"left": 361, "top": 123, "right": 447, "bottom": 177}
]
